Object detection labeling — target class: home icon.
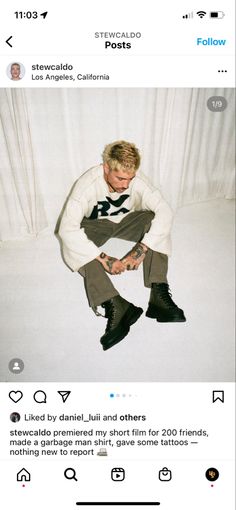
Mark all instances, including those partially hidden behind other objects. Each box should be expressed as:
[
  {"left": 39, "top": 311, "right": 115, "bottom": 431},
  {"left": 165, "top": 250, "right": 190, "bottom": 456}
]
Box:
[{"left": 17, "top": 468, "right": 31, "bottom": 482}]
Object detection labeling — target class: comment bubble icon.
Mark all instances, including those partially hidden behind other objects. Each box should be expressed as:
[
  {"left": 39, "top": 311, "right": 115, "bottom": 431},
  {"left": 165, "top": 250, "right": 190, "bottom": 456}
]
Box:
[{"left": 33, "top": 390, "right": 47, "bottom": 403}]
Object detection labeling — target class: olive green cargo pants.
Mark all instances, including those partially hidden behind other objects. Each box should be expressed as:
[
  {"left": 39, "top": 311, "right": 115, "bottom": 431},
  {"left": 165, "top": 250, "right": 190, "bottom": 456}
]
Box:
[{"left": 79, "top": 211, "right": 168, "bottom": 308}]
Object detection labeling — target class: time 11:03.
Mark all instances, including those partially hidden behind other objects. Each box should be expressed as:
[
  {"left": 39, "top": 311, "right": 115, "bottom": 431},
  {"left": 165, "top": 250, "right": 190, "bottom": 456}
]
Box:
[{"left": 14, "top": 11, "right": 38, "bottom": 19}]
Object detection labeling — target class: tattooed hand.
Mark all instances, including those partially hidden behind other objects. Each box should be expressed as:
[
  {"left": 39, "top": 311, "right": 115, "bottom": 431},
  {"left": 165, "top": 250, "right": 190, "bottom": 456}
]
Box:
[
  {"left": 96, "top": 252, "right": 126, "bottom": 275},
  {"left": 121, "top": 242, "right": 148, "bottom": 270}
]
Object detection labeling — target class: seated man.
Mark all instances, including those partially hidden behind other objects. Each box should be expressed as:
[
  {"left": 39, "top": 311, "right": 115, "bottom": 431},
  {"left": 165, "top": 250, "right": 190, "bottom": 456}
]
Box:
[{"left": 59, "top": 140, "right": 186, "bottom": 351}]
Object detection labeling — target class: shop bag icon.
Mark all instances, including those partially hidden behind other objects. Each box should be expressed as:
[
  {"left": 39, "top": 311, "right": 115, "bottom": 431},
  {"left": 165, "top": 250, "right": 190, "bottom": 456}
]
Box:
[{"left": 158, "top": 467, "right": 172, "bottom": 482}]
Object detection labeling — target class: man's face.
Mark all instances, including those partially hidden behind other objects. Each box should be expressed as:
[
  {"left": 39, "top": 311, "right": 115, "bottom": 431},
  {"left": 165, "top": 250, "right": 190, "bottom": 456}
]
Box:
[
  {"left": 103, "top": 164, "right": 135, "bottom": 193},
  {"left": 11, "top": 64, "right": 21, "bottom": 80}
]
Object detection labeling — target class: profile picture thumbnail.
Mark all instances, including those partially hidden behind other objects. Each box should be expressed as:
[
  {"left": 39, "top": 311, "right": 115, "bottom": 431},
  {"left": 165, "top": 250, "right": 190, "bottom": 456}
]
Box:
[
  {"left": 10, "top": 412, "right": 21, "bottom": 423},
  {"left": 6, "top": 62, "right": 25, "bottom": 81}
]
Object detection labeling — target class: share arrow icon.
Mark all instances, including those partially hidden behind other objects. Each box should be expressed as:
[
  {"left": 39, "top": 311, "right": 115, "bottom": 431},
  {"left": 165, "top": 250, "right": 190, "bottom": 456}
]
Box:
[{"left": 58, "top": 391, "right": 71, "bottom": 403}]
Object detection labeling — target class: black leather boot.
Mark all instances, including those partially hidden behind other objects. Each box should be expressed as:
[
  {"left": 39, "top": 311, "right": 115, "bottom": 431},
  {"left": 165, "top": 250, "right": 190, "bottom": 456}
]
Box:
[
  {"left": 146, "top": 283, "right": 186, "bottom": 322},
  {"left": 100, "top": 295, "right": 143, "bottom": 351}
]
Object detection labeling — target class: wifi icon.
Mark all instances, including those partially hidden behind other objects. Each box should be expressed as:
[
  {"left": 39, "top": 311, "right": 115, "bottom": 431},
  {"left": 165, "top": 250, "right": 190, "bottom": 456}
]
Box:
[{"left": 197, "top": 10, "right": 207, "bottom": 18}]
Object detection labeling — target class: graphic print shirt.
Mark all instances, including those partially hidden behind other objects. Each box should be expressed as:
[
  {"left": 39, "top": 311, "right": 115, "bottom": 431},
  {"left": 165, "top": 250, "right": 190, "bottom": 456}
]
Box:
[{"left": 59, "top": 165, "right": 173, "bottom": 271}]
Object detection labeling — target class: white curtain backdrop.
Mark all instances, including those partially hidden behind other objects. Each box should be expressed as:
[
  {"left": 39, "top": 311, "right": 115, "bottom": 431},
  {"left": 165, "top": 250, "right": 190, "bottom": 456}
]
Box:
[{"left": 0, "top": 88, "right": 235, "bottom": 241}]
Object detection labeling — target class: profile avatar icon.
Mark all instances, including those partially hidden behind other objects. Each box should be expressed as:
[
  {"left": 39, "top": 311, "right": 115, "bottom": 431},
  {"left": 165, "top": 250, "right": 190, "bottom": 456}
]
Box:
[
  {"left": 11, "top": 63, "right": 21, "bottom": 80},
  {"left": 10, "top": 412, "right": 21, "bottom": 423},
  {"left": 7, "top": 62, "right": 25, "bottom": 81},
  {"left": 205, "top": 467, "right": 219, "bottom": 482}
]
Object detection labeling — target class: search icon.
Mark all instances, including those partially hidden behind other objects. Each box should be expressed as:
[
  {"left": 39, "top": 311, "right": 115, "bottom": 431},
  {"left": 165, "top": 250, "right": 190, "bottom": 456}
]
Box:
[{"left": 64, "top": 468, "right": 78, "bottom": 481}]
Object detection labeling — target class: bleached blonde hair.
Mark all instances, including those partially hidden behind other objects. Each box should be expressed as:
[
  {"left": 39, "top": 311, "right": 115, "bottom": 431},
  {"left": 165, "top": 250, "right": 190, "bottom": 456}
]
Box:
[{"left": 102, "top": 140, "right": 141, "bottom": 173}]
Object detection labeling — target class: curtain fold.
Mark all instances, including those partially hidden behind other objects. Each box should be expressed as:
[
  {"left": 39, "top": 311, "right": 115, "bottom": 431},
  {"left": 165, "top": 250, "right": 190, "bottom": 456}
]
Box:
[
  {"left": 0, "top": 88, "right": 235, "bottom": 241},
  {"left": 0, "top": 89, "right": 47, "bottom": 240}
]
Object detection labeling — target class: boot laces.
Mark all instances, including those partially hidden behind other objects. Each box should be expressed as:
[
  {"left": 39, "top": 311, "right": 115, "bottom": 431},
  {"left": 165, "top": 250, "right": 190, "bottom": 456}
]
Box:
[
  {"left": 154, "top": 284, "right": 176, "bottom": 308},
  {"left": 102, "top": 300, "right": 116, "bottom": 331}
]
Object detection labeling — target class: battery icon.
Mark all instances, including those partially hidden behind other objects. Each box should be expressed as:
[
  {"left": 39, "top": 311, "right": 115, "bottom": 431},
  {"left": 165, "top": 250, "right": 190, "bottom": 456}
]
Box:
[{"left": 210, "top": 11, "right": 225, "bottom": 18}]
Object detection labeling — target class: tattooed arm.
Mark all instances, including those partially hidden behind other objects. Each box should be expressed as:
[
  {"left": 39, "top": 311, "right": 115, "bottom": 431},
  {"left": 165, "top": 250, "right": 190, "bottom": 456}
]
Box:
[
  {"left": 96, "top": 252, "right": 126, "bottom": 275},
  {"left": 96, "top": 243, "right": 148, "bottom": 273},
  {"left": 121, "top": 242, "right": 148, "bottom": 270}
]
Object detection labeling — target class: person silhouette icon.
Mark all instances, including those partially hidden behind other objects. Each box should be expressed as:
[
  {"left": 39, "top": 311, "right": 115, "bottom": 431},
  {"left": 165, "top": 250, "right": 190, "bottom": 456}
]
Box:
[
  {"left": 8, "top": 358, "right": 24, "bottom": 374},
  {"left": 12, "top": 362, "right": 20, "bottom": 371}
]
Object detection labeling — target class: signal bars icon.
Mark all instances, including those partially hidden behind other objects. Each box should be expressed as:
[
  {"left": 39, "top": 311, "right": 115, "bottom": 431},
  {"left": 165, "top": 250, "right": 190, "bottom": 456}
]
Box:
[{"left": 183, "top": 12, "right": 193, "bottom": 18}]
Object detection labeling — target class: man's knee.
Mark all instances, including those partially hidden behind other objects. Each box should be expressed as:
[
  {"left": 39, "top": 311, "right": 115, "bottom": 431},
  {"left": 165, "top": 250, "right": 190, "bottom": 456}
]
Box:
[
  {"left": 78, "top": 259, "right": 101, "bottom": 278},
  {"left": 142, "top": 211, "right": 155, "bottom": 221},
  {"left": 140, "top": 211, "right": 155, "bottom": 232}
]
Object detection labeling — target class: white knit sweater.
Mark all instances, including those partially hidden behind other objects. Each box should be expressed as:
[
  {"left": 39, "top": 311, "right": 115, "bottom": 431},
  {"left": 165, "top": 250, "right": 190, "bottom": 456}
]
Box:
[{"left": 59, "top": 165, "right": 173, "bottom": 271}]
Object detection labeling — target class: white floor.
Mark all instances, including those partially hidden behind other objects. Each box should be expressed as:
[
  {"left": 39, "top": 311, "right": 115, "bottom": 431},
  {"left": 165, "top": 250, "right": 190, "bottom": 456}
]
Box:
[{"left": 0, "top": 199, "right": 235, "bottom": 382}]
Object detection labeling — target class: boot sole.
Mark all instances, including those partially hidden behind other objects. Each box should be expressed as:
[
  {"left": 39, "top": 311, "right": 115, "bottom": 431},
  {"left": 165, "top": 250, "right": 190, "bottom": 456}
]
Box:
[
  {"left": 101, "top": 305, "right": 143, "bottom": 351},
  {"left": 146, "top": 305, "right": 186, "bottom": 322}
]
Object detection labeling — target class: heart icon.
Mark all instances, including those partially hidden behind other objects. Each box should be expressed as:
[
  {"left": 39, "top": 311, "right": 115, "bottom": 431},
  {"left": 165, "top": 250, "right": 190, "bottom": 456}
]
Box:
[{"left": 9, "top": 391, "right": 23, "bottom": 403}]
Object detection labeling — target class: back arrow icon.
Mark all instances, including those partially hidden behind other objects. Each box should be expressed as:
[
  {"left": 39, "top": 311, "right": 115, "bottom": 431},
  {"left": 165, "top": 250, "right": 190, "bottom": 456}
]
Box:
[{"left": 6, "top": 36, "right": 13, "bottom": 48}]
